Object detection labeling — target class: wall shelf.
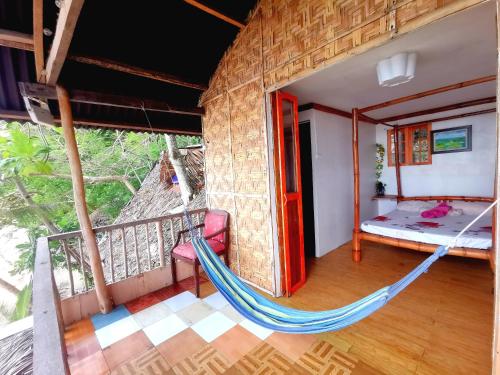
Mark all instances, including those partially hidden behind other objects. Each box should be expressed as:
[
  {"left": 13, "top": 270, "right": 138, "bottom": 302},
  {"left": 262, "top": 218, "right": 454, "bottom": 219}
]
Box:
[{"left": 371, "top": 195, "right": 398, "bottom": 201}]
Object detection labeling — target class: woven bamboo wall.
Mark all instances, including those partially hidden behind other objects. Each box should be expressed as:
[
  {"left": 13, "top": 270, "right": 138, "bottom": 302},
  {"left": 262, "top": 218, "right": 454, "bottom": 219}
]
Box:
[{"left": 201, "top": 0, "right": 484, "bottom": 294}]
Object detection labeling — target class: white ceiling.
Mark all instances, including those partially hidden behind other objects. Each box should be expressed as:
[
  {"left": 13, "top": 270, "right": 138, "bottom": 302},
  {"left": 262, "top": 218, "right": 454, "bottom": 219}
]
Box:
[{"left": 286, "top": 1, "right": 497, "bottom": 122}]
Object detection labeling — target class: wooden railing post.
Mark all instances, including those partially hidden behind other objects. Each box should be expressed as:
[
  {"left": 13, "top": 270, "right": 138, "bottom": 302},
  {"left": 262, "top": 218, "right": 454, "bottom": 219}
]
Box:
[
  {"left": 156, "top": 221, "right": 166, "bottom": 267},
  {"left": 352, "top": 108, "right": 361, "bottom": 262},
  {"left": 57, "top": 85, "right": 113, "bottom": 314}
]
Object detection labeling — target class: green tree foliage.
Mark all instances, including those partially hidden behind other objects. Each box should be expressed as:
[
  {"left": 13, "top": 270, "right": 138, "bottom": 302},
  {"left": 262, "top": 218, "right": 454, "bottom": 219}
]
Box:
[
  {"left": 0, "top": 121, "right": 200, "bottom": 322},
  {"left": 0, "top": 122, "right": 177, "bottom": 233}
]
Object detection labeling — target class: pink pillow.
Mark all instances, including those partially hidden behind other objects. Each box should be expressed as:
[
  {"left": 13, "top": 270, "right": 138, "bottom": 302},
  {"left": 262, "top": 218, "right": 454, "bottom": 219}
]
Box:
[{"left": 420, "top": 202, "right": 452, "bottom": 219}]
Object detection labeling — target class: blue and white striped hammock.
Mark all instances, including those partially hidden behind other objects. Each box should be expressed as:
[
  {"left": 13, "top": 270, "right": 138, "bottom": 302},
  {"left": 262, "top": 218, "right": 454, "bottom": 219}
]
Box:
[{"left": 188, "top": 201, "right": 495, "bottom": 334}]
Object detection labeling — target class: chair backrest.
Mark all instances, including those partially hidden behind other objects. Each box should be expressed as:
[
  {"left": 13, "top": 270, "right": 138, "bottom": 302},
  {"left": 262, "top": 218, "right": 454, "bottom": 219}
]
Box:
[{"left": 203, "top": 209, "right": 229, "bottom": 244}]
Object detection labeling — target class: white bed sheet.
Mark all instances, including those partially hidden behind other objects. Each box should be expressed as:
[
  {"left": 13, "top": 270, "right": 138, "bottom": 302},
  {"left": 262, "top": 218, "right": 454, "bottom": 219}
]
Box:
[{"left": 361, "top": 209, "right": 492, "bottom": 249}]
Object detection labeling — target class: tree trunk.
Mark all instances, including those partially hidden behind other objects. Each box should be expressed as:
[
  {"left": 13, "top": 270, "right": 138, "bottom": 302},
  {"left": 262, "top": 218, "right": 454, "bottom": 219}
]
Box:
[
  {"left": 164, "top": 134, "right": 194, "bottom": 205},
  {"left": 57, "top": 85, "right": 113, "bottom": 314},
  {"left": 13, "top": 175, "right": 60, "bottom": 234},
  {"left": 13, "top": 175, "right": 90, "bottom": 272},
  {"left": 0, "top": 277, "right": 20, "bottom": 296}
]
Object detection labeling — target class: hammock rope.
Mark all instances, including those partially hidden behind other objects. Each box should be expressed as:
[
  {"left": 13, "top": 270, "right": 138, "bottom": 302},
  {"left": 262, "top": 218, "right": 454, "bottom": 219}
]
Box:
[{"left": 183, "top": 200, "right": 496, "bottom": 333}]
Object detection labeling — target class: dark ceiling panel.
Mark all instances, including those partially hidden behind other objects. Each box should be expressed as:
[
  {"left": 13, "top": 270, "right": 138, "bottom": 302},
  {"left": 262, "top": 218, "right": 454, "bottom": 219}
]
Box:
[
  {"left": 0, "top": 0, "right": 258, "bottom": 135},
  {"left": 68, "top": 0, "right": 248, "bottom": 84}
]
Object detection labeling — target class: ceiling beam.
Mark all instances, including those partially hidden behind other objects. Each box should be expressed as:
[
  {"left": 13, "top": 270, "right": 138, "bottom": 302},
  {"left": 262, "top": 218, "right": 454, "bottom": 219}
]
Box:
[
  {"left": 396, "top": 108, "right": 496, "bottom": 129},
  {"left": 360, "top": 75, "right": 497, "bottom": 114},
  {"left": 44, "top": 0, "right": 85, "bottom": 85},
  {"left": 0, "top": 29, "right": 34, "bottom": 51},
  {"left": 69, "top": 89, "right": 205, "bottom": 116},
  {"left": 33, "top": 0, "right": 45, "bottom": 81},
  {"left": 298, "top": 102, "right": 383, "bottom": 125},
  {"left": 67, "top": 55, "right": 207, "bottom": 91},
  {"left": 0, "top": 109, "right": 201, "bottom": 135},
  {"left": 183, "top": 0, "right": 245, "bottom": 29},
  {"left": 18, "top": 82, "right": 205, "bottom": 116},
  {"left": 379, "top": 96, "right": 497, "bottom": 123}
]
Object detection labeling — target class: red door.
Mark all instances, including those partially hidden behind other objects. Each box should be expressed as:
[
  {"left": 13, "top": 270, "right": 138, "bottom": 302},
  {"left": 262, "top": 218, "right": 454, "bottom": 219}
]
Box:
[{"left": 273, "top": 91, "right": 306, "bottom": 296}]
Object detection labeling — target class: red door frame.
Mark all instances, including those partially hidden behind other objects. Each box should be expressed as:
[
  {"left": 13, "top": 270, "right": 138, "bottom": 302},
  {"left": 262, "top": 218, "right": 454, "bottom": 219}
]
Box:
[{"left": 273, "top": 90, "right": 306, "bottom": 296}]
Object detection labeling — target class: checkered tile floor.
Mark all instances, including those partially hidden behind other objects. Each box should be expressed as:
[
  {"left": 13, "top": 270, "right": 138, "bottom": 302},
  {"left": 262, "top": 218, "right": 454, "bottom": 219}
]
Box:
[{"left": 64, "top": 277, "right": 373, "bottom": 374}]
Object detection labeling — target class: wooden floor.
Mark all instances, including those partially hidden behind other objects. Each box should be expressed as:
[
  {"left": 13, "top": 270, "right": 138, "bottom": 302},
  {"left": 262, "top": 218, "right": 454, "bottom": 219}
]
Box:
[{"left": 203, "top": 241, "right": 494, "bottom": 374}]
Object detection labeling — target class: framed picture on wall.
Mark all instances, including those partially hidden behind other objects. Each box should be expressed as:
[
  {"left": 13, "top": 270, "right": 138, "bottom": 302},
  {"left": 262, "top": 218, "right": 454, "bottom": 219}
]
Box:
[{"left": 431, "top": 125, "right": 472, "bottom": 154}]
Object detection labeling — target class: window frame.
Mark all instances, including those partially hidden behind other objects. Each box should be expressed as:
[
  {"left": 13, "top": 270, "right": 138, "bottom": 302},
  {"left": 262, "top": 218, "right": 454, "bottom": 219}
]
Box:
[{"left": 387, "top": 123, "right": 432, "bottom": 167}]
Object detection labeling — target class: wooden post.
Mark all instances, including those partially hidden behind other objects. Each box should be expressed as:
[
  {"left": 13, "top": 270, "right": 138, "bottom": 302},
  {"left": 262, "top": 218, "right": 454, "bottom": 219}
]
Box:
[
  {"left": 493, "top": 2, "right": 500, "bottom": 370},
  {"left": 352, "top": 108, "right": 361, "bottom": 262},
  {"left": 156, "top": 221, "right": 166, "bottom": 267},
  {"left": 56, "top": 85, "right": 113, "bottom": 314},
  {"left": 394, "top": 126, "right": 402, "bottom": 200}
]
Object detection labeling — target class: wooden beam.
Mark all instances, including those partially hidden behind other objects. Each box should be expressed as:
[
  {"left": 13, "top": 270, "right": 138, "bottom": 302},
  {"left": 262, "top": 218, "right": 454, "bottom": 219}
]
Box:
[
  {"left": 298, "top": 102, "right": 381, "bottom": 125},
  {"left": 380, "top": 96, "right": 497, "bottom": 123},
  {"left": 68, "top": 55, "right": 207, "bottom": 91},
  {"left": 33, "top": 0, "right": 45, "bottom": 81},
  {"left": 360, "top": 75, "right": 497, "bottom": 114},
  {"left": 183, "top": 0, "right": 245, "bottom": 29},
  {"left": 71, "top": 118, "right": 202, "bottom": 135},
  {"left": 70, "top": 89, "right": 204, "bottom": 116},
  {"left": 398, "top": 195, "right": 495, "bottom": 203},
  {"left": 0, "top": 109, "right": 32, "bottom": 121},
  {"left": 0, "top": 29, "right": 34, "bottom": 51},
  {"left": 396, "top": 108, "right": 496, "bottom": 129},
  {"left": 44, "top": 0, "right": 85, "bottom": 85},
  {"left": 359, "top": 231, "right": 490, "bottom": 260},
  {"left": 0, "top": 109, "right": 202, "bottom": 135},
  {"left": 18, "top": 82, "right": 205, "bottom": 116},
  {"left": 352, "top": 108, "right": 361, "bottom": 263},
  {"left": 56, "top": 85, "right": 113, "bottom": 314}
]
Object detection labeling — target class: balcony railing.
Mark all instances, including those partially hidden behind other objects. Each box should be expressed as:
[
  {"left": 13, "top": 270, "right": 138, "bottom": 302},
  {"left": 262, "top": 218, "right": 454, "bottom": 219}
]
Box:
[
  {"left": 33, "top": 208, "right": 207, "bottom": 375},
  {"left": 47, "top": 208, "right": 206, "bottom": 297}
]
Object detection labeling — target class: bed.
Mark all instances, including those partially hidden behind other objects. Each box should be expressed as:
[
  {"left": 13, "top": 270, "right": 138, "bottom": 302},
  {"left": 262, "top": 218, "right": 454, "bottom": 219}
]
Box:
[
  {"left": 357, "top": 198, "right": 494, "bottom": 262},
  {"left": 361, "top": 208, "right": 492, "bottom": 249}
]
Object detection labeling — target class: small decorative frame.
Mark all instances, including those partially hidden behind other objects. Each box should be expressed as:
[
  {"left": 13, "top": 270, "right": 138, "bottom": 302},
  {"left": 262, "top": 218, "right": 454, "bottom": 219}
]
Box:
[{"left": 431, "top": 125, "right": 472, "bottom": 154}]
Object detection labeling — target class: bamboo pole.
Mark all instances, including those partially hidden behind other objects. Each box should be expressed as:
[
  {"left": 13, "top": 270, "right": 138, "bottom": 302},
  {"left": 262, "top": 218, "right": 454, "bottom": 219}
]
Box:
[
  {"left": 359, "top": 232, "right": 490, "bottom": 260},
  {"left": 394, "top": 127, "right": 402, "bottom": 200},
  {"left": 56, "top": 85, "right": 113, "bottom": 314},
  {"left": 352, "top": 108, "right": 361, "bottom": 262},
  {"left": 398, "top": 195, "right": 494, "bottom": 202},
  {"left": 359, "top": 75, "right": 496, "bottom": 114}
]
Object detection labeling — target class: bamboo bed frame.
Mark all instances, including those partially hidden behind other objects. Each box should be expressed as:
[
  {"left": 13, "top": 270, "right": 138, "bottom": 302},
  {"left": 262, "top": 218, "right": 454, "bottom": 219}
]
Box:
[{"left": 351, "top": 75, "right": 496, "bottom": 268}]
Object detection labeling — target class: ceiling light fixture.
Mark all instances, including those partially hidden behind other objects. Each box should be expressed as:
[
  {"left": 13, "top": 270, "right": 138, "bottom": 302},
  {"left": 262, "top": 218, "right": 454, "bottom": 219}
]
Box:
[{"left": 376, "top": 52, "right": 417, "bottom": 87}]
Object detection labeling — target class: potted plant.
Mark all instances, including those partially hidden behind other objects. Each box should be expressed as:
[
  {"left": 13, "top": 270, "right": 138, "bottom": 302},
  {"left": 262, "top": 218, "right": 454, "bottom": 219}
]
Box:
[
  {"left": 375, "top": 143, "right": 386, "bottom": 196},
  {"left": 375, "top": 180, "right": 386, "bottom": 196}
]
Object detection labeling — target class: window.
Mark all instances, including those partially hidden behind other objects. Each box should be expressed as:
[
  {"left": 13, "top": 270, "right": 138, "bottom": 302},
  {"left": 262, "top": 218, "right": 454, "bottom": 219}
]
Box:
[{"left": 388, "top": 123, "right": 431, "bottom": 166}]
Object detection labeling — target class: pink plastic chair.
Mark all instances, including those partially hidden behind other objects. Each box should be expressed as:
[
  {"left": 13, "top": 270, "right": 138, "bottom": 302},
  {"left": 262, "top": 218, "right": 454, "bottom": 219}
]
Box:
[{"left": 170, "top": 209, "right": 229, "bottom": 297}]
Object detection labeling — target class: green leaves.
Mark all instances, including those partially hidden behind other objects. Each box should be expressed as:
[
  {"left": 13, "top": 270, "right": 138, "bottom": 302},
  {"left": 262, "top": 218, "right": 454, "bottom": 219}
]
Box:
[
  {"left": 0, "top": 126, "right": 52, "bottom": 177},
  {"left": 375, "top": 143, "right": 385, "bottom": 182}
]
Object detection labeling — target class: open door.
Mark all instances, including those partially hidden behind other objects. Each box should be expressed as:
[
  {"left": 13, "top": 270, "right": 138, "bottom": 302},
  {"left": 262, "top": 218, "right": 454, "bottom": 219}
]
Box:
[{"left": 272, "top": 91, "right": 306, "bottom": 296}]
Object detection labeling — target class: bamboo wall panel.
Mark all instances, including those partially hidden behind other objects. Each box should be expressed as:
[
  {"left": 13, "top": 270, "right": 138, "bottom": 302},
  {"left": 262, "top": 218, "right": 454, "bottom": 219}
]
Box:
[
  {"left": 225, "top": 15, "right": 262, "bottom": 89},
  {"left": 235, "top": 196, "right": 273, "bottom": 291},
  {"left": 229, "top": 81, "right": 268, "bottom": 195},
  {"left": 201, "top": 0, "right": 482, "bottom": 293},
  {"left": 396, "top": 0, "right": 458, "bottom": 28},
  {"left": 201, "top": 57, "right": 227, "bottom": 103},
  {"left": 203, "top": 94, "right": 233, "bottom": 194}
]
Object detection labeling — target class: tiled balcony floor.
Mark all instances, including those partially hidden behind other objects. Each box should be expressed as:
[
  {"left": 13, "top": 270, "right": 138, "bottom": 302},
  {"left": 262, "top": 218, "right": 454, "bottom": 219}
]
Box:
[{"left": 65, "top": 276, "right": 368, "bottom": 374}]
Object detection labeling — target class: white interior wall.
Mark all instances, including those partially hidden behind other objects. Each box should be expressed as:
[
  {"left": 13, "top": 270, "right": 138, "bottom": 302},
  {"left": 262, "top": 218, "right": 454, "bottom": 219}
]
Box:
[
  {"left": 376, "top": 112, "right": 496, "bottom": 214},
  {"left": 299, "top": 109, "right": 377, "bottom": 257}
]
